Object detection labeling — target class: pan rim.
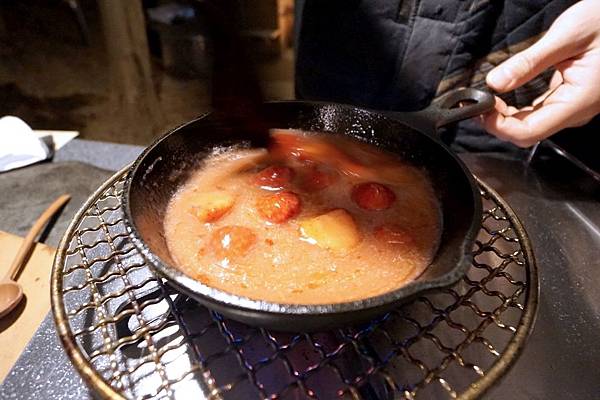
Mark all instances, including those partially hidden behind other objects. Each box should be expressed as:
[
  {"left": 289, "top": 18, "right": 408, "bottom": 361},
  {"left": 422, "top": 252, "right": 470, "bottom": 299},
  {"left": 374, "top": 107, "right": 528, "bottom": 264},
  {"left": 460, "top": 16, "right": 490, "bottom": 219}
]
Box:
[{"left": 122, "top": 101, "right": 482, "bottom": 316}]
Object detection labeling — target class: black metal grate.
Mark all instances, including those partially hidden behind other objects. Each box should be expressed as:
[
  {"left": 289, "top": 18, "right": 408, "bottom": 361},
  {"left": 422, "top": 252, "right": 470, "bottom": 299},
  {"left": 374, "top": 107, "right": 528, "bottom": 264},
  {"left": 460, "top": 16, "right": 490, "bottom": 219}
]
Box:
[{"left": 52, "top": 170, "right": 537, "bottom": 400}]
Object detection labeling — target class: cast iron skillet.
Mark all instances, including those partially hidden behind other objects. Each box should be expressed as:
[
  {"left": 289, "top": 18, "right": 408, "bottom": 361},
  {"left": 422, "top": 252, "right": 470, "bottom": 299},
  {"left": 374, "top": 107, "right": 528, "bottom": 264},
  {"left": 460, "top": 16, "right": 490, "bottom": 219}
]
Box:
[{"left": 122, "top": 87, "right": 495, "bottom": 332}]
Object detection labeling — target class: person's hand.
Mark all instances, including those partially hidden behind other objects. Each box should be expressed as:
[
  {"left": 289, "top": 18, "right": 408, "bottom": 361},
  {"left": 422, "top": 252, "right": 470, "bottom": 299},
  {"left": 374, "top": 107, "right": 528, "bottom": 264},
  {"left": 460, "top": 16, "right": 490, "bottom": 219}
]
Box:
[{"left": 484, "top": 0, "right": 600, "bottom": 147}]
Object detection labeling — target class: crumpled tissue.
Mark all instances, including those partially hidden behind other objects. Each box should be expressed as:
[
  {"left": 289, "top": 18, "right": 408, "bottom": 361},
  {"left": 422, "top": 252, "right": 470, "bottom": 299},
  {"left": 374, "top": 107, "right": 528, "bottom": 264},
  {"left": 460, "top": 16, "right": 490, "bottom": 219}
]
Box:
[{"left": 0, "top": 116, "right": 53, "bottom": 173}]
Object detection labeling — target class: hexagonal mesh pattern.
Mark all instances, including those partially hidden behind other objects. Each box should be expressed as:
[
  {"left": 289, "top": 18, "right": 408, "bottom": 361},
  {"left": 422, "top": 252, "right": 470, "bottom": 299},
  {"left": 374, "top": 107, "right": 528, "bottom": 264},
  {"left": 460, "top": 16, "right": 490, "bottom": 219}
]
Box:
[{"left": 52, "top": 170, "right": 537, "bottom": 400}]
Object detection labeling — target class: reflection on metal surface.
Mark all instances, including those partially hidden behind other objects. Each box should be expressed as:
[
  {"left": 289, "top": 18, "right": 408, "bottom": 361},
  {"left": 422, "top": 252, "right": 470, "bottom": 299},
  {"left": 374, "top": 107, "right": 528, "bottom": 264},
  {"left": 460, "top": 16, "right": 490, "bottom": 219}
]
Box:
[
  {"left": 565, "top": 203, "right": 600, "bottom": 239},
  {"left": 51, "top": 168, "right": 538, "bottom": 400},
  {"left": 544, "top": 140, "right": 600, "bottom": 182},
  {"left": 525, "top": 142, "right": 540, "bottom": 166}
]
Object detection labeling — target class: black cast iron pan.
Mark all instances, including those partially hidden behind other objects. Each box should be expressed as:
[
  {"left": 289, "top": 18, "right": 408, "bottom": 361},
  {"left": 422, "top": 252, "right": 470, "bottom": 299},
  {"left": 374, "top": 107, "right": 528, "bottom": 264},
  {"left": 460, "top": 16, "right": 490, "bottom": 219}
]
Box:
[{"left": 122, "top": 87, "right": 494, "bottom": 332}]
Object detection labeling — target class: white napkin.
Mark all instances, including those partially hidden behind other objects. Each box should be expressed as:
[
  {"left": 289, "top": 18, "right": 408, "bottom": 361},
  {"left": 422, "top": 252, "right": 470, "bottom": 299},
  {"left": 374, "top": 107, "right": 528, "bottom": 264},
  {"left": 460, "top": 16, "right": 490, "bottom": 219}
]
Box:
[{"left": 0, "top": 116, "right": 53, "bottom": 172}]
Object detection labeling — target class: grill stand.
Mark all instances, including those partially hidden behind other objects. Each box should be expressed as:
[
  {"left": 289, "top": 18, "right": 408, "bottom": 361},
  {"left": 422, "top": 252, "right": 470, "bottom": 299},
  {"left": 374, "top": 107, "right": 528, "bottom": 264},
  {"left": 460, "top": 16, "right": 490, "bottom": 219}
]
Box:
[{"left": 51, "top": 167, "right": 538, "bottom": 400}]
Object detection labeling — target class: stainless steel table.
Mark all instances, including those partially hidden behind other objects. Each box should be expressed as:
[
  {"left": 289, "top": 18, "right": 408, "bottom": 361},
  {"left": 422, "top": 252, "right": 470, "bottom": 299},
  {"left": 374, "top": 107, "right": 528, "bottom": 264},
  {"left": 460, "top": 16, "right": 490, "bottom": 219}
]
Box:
[{"left": 0, "top": 143, "right": 598, "bottom": 399}]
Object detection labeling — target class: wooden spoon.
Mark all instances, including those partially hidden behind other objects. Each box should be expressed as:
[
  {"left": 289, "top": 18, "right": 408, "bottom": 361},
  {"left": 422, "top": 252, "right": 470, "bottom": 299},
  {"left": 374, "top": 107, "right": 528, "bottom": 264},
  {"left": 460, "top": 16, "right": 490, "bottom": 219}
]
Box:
[{"left": 0, "top": 194, "right": 70, "bottom": 319}]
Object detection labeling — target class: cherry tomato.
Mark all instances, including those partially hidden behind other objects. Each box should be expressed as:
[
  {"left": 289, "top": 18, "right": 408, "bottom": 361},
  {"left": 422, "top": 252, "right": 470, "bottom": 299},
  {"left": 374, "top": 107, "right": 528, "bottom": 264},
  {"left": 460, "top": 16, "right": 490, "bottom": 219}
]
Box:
[
  {"left": 211, "top": 226, "right": 257, "bottom": 258},
  {"left": 373, "top": 224, "right": 415, "bottom": 247},
  {"left": 302, "top": 167, "right": 337, "bottom": 191},
  {"left": 256, "top": 191, "right": 301, "bottom": 223},
  {"left": 253, "top": 165, "right": 295, "bottom": 189},
  {"left": 351, "top": 182, "right": 396, "bottom": 210}
]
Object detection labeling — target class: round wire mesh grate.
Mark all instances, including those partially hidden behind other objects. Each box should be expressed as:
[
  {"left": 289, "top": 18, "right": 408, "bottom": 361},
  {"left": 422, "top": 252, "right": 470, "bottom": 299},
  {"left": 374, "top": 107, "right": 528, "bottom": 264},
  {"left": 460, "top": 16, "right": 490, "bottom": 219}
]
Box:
[{"left": 51, "top": 168, "right": 538, "bottom": 400}]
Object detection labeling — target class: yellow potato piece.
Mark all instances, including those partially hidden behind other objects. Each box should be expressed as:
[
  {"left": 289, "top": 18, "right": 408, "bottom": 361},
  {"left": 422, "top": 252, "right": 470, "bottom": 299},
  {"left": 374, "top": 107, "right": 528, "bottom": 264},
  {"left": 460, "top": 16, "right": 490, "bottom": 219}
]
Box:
[
  {"left": 300, "top": 209, "right": 361, "bottom": 251},
  {"left": 190, "top": 191, "right": 235, "bottom": 222}
]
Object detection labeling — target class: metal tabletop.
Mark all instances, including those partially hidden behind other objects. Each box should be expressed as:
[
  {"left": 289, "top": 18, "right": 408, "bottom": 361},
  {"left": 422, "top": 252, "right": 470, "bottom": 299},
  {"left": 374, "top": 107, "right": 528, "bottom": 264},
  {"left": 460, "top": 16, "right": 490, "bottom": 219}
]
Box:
[{"left": 0, "top": 142, "right": 598, "bottom": 399}]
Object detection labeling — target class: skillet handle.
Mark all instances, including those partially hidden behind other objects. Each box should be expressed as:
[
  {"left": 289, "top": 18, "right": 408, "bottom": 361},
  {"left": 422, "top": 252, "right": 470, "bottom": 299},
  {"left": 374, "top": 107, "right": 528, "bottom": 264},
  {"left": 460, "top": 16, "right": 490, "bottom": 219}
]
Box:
[
  {"left": 389, "top": 88, "right": 496, "bottom": 134},
  {"left": 427, "top": 88, "right": 496, "bottom": 128}
]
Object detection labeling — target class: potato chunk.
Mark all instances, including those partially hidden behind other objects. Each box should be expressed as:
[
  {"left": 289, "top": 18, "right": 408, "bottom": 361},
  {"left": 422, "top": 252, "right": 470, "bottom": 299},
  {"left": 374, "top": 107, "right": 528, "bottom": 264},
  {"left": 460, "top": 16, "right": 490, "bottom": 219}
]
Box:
[
  {"left": 190, "top": 191, "right": 235, "bottom": 223},
  {"left": 300, "top": 209, "right": 361, "bottom": 251}
]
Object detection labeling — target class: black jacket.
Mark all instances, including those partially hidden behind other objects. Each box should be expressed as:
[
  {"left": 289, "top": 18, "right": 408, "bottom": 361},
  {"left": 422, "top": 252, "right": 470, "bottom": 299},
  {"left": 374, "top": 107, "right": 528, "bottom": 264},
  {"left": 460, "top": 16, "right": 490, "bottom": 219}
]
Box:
[{"left": 295, "top": 0, "right": 578, "bottom": 151}]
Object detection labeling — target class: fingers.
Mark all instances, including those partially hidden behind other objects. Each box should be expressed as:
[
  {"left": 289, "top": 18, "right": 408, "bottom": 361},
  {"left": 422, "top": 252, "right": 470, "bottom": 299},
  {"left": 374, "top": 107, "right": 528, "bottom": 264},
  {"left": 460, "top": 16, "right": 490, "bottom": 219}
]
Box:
[
  {"left": 549, "top": 69, "right": 564, "bottom": 90},
  {"left": 486, "top": 15, "right": 586, "bottom": 93},
  {"left": 531, "top": 71, "right": 564, "bottom": 107},
  {"left": 483, "top": 91, "right": 583, "bottom": 147},
  {"left": 482, "top": 1, "right": 600, "bottom": 145},
  {"left": 485, "top": 96, "right": 520, "bottom": 117},
  {"left": 487, "top": 41, "right": 572, "bottom": 93}
]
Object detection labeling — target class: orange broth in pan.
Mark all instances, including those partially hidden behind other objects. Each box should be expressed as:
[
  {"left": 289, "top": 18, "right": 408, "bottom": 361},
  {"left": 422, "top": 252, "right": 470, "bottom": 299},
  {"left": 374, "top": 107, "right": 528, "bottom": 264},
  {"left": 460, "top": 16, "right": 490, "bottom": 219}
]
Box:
[{"left": 163, "top": 131, "right": 442, "bottom": 304}]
